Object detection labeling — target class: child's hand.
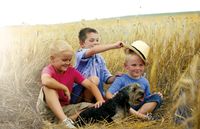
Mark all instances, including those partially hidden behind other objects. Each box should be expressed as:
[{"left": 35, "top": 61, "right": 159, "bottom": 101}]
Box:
[
  {"left": 114, "top": 41, "right": 124, "bottom": 49},
  {"left": 94, "top": 100, "right": 105, "bottom": 108},
  {"left": 106, "top": 72, "right": 123, "bottom": 84},
  {"left": 64, "top": 88, "right": 71, "bottom": 101}
]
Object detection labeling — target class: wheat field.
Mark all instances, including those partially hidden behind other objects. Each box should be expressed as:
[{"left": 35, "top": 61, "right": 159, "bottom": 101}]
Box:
[{"left": 0, "top": 12, "right": 199, "bottom": 129}]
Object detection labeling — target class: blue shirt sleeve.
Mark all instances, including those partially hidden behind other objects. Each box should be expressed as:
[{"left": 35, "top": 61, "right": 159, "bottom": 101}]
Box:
[
  {"left": 108, "top": 77, "right": 124, "bottom": 94},
  {"left": 75, "top": 48, "right": 89, "bottom": 68}
]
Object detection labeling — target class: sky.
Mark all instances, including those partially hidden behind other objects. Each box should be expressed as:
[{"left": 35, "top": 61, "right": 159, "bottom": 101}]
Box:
[{"left": 0, "top": 0, "right": 199, "bottom": 27}]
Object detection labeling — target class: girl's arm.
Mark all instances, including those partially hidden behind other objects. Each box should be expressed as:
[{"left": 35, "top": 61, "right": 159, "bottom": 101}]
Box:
[
  {"left": 41, "top": 74, "right": 70, "bottom": 99},
  {"left": 81, "top": 79, "right": 105, "bottom": 108},
  {"left": 105, "top": 91, "right": 114, "bottom": 99}
]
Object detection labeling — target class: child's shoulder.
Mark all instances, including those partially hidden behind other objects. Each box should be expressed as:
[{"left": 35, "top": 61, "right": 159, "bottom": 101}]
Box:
[
  {"left": 139, "top": 76, "right": 149, "bottom": 84},
  {"left": 67, "top": 66, "right": 82, "bottom": 74},
  {"left": 77, "top": 48, "right": 88, "bottom": 52},
  {"left": 76, "top": 48, "right": 89, "bottom": 57},
  {"left": 42, "top": 64, "right": 53, "bottom": 71},
  {"left": 67, "top": 66, "right": 76, "bottom": 71},
  {"left": 115, "top": 74, "right": 129, "bottom": 80},
  {"left": 42, "top": 64, "right": 54, "bottom": 75}
]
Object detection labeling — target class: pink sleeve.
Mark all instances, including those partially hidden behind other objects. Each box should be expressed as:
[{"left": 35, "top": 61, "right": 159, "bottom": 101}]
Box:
[
  {"left": 73, "top": 68, "right": 85, "bottom": 84},
  {"left": 42, "top": 65, "right": 53, "bottom": 77}
]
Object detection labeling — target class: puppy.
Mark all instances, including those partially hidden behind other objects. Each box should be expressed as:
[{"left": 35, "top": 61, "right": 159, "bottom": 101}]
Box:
[{"left": 75, "top": 83, "right": 144, "bottom": 126}]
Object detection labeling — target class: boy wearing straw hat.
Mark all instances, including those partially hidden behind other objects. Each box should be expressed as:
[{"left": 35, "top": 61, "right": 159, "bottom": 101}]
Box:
[{"left": 106, "top": 40, "right": 163, "bottom": 120}]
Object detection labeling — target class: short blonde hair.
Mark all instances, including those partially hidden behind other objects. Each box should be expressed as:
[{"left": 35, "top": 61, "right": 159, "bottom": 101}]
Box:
[
  {"left": 124, "top": 48, "right": 145, "bottom": 65},
  {"left": 49, "top": 40, "right": 73, "bottom": 56}
]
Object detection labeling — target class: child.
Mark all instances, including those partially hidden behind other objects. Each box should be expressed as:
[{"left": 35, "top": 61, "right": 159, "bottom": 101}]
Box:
[
  {"left": 36, "top": 40, "right": 105, "bottom": 128},
  {"left": 105, "top": 40, "right": 163, "bottom": 120},
  {"left": 71, "top": 27, "right": 124, "bottom": 103}
]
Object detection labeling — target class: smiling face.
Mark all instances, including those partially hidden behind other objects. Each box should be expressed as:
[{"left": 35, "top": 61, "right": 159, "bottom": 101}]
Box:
[
  {"left": 81, "top": 32, "right": 100, "bottom": 48},
  {"left": 49, "top": 40, "right": 74, "bottom": 73},
  {"left": 51, "top": 50, "right": 73, "bottom": 73},
  {"left": 124, "top": 53, "right": 145, "bottom": 79}
]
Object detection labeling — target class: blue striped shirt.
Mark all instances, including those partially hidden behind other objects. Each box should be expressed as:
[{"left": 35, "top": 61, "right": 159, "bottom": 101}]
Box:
[{"left": 75, "top": 48, "right": 112, "bottom": 96}]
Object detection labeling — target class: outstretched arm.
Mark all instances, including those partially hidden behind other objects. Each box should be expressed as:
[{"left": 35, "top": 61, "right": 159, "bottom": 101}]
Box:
[{"left": 84, "top": 41, "right": 123, "bottom": 58}]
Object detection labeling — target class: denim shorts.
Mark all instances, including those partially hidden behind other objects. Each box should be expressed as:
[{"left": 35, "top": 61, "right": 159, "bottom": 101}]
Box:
[
  {"left": 70, "top": 84, "right": 83, "bottom": 104},
  {"left": 131, "top": 94, "right": 163, "bottom": 112}
]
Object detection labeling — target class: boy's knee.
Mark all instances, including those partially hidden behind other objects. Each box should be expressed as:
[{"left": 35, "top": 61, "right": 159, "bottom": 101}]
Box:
[
  {"left": 153, "top": 94, "right": 163, "bottom": 105},
  {"left": 88, "top": 76, "right": 99, "bottom": 86},
  {"left": 150, "top": 94, "right": 163, "bottom": 111},
  {"left": 143, "top": 94, "right": 163, "bottom": 112},
  {"left": 43, "top": 86, "right": 56, "bottom": 92}
]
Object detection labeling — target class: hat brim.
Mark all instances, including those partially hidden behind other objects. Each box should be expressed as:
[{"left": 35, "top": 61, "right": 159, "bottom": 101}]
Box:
[{"left": 123, "top": 42, "right": 146, "bottom": 63}]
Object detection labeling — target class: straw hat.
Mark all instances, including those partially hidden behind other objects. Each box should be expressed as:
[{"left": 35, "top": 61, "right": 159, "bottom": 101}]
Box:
[{"left": 123, "top": 40, "right": 150, "bottom": 63}]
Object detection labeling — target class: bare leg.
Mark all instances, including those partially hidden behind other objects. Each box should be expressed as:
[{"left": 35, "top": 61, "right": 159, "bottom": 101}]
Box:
[
  {"left": 129, "top": 108, "right": 148, "bottom": 120},
  {"left": 82, "top": 76, "right": 99, "bottom": 102},
  {"left": 43, "top": 86, "right": 67, "bottom": 121},
  {"left": 138, "top": 102, "right": 157, "bottom": 114}
]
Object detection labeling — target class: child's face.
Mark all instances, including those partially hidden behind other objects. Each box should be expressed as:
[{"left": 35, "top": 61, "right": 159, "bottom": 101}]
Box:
[
  {"left": 124, "top": 54, "right": 145, "bottom": 79},
  {"left": 81, "top": 32, "right": 100, "bottom": 48},
  {"left": 51, "top": 51, "right": 73, "bottom": 73}
]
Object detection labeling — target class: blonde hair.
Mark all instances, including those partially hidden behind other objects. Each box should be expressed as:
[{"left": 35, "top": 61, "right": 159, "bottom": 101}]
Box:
[
  {"left": 49, "top": 40, "right": 73, "bottom": 56},
  {"left": 124, "top": 48, "right": 145, "bottom": 65},
  {"left": 124, "top": 48, "right": 135, "bottom": 55}
]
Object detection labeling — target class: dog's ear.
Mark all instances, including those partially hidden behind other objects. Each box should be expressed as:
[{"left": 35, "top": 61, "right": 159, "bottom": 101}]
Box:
[
  {"left": 130, "top": 85, "right": 138, "bottom": 92},
  {"left": 123, "top": 85, "right": 133, "bottom": 93},
  {"left": 132, "top": 87, "right": 138, "bottom": 92},
  {"left": 131, "top": 83, "right": 141, "bottom": 92}
]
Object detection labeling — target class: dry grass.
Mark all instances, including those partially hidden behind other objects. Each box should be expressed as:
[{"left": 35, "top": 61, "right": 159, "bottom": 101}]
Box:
[
  {"left": 172, "top": 53, "right": 200, "bottom": 129},
  {"left": 0, "top": 12, "right": 199, "bottom": 129}
]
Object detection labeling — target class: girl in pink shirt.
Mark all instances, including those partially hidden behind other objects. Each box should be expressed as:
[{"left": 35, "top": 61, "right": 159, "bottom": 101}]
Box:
[{"left": 36, "top": 40, "right": 104, "bottom": 128}]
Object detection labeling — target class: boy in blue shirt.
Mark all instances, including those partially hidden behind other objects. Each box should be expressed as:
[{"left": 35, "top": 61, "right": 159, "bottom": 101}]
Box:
[
  {"left": 71, "top": 27, "right": 123, "bottom": 103},
  {"left": 106, "top": 40, "right": 163, "bottom": 119}
]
